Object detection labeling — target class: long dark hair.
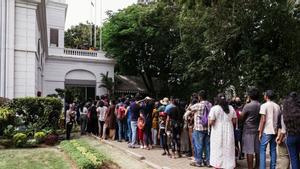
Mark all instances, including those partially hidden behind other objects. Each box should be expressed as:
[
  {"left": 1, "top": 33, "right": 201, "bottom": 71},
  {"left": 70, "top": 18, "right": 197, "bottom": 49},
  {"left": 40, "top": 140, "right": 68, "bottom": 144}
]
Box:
[
  {"left": 216, "top": 93, "right": 230, "bottom": 114},
  {"left": 283, "top": 92, "right": 300, "bottom": 135}
]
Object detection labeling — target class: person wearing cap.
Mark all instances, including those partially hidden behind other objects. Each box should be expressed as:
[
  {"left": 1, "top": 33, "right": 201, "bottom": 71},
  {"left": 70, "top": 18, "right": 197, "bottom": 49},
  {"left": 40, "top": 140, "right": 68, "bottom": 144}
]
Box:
[
  {"left": 258, "top": 90, "right": 281, "bottom": 169},
  {"left": 157, "top": 97, "right": 169, "bottom": 147}
]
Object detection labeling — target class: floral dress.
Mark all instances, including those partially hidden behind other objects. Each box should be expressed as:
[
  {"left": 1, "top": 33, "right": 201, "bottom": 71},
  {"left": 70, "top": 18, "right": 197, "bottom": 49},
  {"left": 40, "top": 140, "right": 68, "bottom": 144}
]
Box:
[{"left": 209, "top": 105, "right": 237, "bottom": 169}]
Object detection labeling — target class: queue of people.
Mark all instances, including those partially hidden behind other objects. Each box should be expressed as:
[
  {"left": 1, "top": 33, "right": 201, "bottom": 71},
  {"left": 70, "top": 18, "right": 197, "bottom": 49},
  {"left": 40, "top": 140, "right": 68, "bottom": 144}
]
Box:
[{"left": 65, "top": 89, "right": 300, "bottom": 169}]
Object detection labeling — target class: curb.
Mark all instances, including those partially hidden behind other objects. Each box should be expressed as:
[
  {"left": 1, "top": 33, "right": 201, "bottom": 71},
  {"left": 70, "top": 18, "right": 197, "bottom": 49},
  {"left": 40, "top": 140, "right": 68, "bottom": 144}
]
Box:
[{"left": 89, "top": 135, "right": 169, "bottom": 169}]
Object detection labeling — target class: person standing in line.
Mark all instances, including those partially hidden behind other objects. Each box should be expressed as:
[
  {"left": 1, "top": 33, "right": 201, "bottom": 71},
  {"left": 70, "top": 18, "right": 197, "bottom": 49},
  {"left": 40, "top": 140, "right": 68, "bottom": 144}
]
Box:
[
  {"left": 166, "top": 99, "right": 182, "bottom": 158},
  {"left": 189, "top": 90, "right": 212, "bottom": 167},
  {"left": 138, "top": 112, "right": 145, "bottom": 149},
  {"left": 157, "top": 97, "right": 169, "bottom": 147},
  {"left": 125, "top": 100, "right": 132, "bottom": 144},
  {"left": 128, "top": 94, "right": 142, "bottom": 148},
  {"left": 104, "top": 100, "right": 117, "bottom": 140},
  {"left": 116, "top": 98, "right": 127, "bottom": 142},
  {"left": 89, "top": 101, "right": 99, "bottom": 135},
  {"left": 276, "top": 111, "right": 290, "bottom": 169},
  {"left": 97, "top": 100, "right": 107, "bottom": 138},
  {"left": 209, "top": 93, "right": 237, "bottom": 169},
  {"left": 142, "top": 97, "right": 154, "bottom": 150},
  {"left": 258, "top": 90, "right": 281, "bottom": 169},
  {"left": 158, "top": 111, "right": 170, "bottom": 156},
  {"left": 80, "top": 102, "right": 89, "bottom": 135},
  {"left": 240, "top": 88, "right": 261, "bottom": 169},
  {"left": 151, "top": 101, "right": 160, "bottom": 146},
  {"left": 66, "top": 103, "right": 76, "bottom": 140},
  {"left": 281, "top": 92, "right": 300, "bottom": 169}
]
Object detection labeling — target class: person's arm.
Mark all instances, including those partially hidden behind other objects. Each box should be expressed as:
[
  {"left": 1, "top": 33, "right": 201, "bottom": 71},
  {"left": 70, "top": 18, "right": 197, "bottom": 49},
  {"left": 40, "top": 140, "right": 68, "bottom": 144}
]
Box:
[
  {"left": 258, "top": 115, "right": 266, "bottom": 141},
  {"left": 166, "top": 115, "right": 170, "bottom": 130},
  {"left": 208, "top": 107, "right": 216, "bottom": 127}
]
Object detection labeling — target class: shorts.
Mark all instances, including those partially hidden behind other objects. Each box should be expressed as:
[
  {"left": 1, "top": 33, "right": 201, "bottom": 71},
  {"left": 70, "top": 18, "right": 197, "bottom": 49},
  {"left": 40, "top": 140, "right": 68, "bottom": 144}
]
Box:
[{"left": 242, "top": 132, "right": 260, "bottom": 154}]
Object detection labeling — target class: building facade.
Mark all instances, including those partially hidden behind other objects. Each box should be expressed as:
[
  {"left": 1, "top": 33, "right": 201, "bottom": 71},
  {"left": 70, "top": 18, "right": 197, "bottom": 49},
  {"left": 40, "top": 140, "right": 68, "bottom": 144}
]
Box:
[{"left": 0, "top": 0, "right": 115, "bottom": 99}]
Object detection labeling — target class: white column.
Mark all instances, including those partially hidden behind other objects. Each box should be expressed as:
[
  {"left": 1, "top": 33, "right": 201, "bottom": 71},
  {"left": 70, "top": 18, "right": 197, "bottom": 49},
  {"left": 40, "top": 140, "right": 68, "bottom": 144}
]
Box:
[{"left": 0, "top": 0, "right": 6, "bottom": 97}]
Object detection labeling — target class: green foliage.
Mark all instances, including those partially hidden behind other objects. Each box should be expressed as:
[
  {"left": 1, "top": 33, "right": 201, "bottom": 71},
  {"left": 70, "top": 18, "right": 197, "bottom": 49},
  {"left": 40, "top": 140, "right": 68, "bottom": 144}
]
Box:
[
  {"left": 13, "top": 133, "right": 27, "bottom": 147},
  {"left": 99, "top": 71, "right": 114, "bottom": 96},
  {"left": 34, "top": 132, "right": 46, "bottom": 143},
  {"left": 9, "top": 97, "right": 63, "bottom": 133},
  {"left": 0, "top": 97, "right": 10, "bottom": 107},
  {"left": 65, "top": 22, "right": 95, "bottom": 49},
  {"left": 3, "top": 125, "right": 15, "bottom": 138},
  {"left": 60, "top": 140, "right": 112, "bottom": 169},
  {"left": 0, "top": 107, "right": 15, "bottom": 135},
  {"left": 25, "top": 139, "right": 38, "bottom": 147},
  {"left": 102, "top": 3, "right": 181, "bottom": 96}
]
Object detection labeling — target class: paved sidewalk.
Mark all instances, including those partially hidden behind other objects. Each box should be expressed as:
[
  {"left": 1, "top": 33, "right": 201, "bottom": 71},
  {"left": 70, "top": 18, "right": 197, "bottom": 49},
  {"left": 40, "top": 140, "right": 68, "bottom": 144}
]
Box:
[{"left": 87, "top": 136, "right": 288, "bottom": 169}]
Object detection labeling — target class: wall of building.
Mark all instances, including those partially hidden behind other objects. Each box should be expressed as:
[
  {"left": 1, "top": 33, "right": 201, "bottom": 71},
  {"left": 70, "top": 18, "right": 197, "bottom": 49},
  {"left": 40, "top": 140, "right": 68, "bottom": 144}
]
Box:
[
  {"left": 44, "top": 55, "right": 114, "bottom": 97},
  {"left": 0, "top": 0, "right": 15, "bottom": 98},
  {"left": 14, "top": 1, "right": 43, "bottom": 97}
]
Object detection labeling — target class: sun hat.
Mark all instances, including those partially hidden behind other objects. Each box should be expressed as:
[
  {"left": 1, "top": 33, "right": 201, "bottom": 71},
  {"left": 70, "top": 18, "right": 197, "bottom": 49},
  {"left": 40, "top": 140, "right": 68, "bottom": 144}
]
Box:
[{"left": 160, "top": 97, "right": 169, "bottom": 105}]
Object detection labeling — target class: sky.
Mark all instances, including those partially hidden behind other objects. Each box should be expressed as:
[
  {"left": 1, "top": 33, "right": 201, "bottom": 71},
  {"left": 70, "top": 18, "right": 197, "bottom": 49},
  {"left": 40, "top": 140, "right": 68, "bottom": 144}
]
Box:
[{"left": 65, "top": 0, "right": 136, "bottom": 29}]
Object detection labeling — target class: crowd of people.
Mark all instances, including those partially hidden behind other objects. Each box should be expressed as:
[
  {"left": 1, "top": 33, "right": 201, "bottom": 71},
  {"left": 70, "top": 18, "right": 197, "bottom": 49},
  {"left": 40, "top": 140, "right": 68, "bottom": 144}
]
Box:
[{"left": 65, "top": 89, "right": 300, "bottom": 169}]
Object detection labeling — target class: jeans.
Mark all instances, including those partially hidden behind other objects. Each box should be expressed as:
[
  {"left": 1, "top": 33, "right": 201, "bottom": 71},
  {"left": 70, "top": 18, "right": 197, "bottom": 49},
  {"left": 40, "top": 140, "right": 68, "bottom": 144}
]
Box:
[
  {"left": 66, "top": 122, "right": 73, "bottom": 140},
  {"left": 171, "top": 126, "right": 181, "bottom": 152},
  {"left": 117, "top": 119, "right": 126, "bottom": 141},
  {"left": 192, "top": 130, "right": 210, "bottom": 164},
  {"left": 98, "top": 120, "right": 105, "bottom": 138},
  {"left": 152, "top": 128, "right": 158, "bottom": 145},
  {"left": 260, "top": 133, "right": 277, "bottom": 169},
  {"left": 286, "top": 135, "right": 300, "bottom": 169},
  {"left": 130, "top": 121, "right": 138, "bottom": 145},
  {"left": 80, "top": 114, "right": 87, "bottom": 134},
  {"left": 127, "top": 119, "right": 132, "bottom": 142}
]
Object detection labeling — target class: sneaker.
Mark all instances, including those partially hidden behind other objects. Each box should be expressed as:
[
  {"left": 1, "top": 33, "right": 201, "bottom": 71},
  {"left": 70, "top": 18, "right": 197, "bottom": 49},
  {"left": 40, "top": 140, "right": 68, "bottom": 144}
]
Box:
[
  {"left": 190, "top": 162, "right": 202, "bottom": 167},
  {"left": 143, "top": 145, "right": 147, "bottom": 149},
  {"left": 162, "top": 152, "right": 167, "bottom": 156},
  {"left": 140, "top": 145, "right": 143, "bottom": 149}
]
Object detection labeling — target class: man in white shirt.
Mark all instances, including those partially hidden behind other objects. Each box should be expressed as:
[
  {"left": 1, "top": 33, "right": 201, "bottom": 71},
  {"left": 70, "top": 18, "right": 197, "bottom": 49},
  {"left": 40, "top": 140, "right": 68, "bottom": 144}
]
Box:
[{"left": 258, "top": 90, "right": 281, "bottom": 169}]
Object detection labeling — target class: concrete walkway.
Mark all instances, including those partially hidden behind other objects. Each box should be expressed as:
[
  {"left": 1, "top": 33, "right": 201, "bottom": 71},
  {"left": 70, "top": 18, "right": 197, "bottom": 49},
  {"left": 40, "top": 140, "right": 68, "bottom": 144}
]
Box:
[{"left": 85, "top": 136, "right": 288, "bottom": 169}]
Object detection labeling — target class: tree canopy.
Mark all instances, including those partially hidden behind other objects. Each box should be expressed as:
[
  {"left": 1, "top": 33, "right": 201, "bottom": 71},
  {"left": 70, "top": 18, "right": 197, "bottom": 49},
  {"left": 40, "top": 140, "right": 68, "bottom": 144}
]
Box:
[{"left": 65, "top": 0, "right": 300, "bottom": 99}]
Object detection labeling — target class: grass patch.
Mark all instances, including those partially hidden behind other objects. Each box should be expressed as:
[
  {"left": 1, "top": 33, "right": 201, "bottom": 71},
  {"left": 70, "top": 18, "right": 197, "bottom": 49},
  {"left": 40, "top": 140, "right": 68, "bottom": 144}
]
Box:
[
  {"left": 0, "top": 148, "right": 71, "bottom": 169},
  {"left": 60, "top": 139, "right": 119, "bottom": 169}
]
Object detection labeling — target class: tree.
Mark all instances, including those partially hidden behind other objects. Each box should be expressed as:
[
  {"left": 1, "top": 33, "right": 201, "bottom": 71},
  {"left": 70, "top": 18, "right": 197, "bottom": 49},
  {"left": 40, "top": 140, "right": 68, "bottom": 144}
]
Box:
[
  {"left": 64, "top": 22, "right": 95, "bottom": 49},
  {"left": 99, "top": 72, "right": 114, "bottom": 96},
  {"left": 102, "top": 2, "right": 181, "bottom": 96}
]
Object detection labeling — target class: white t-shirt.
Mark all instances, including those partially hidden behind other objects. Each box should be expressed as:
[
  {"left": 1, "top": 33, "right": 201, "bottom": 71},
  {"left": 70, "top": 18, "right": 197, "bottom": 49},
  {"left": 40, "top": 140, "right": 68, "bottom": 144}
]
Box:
[
  {"left": 260, "top": 101, "right": 281, "bottom": 135},
  {"left": 97, "top": 106, "right": 107, "bottom": 121}
]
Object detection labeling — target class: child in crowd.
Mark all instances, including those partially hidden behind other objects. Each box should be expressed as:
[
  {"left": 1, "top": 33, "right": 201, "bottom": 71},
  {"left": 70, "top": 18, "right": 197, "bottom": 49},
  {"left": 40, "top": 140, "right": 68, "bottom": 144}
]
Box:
[
  {"left": 158, "top": 112, "right": 170, "bottom": 156},
  {"left": 138, "top": 112, "right": 145, "bottom": 149}
]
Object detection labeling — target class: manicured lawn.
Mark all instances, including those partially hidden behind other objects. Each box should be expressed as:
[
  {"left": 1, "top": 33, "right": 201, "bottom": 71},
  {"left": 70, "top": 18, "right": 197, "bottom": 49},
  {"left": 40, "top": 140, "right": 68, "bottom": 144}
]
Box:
[{"left": 0, "top": 148, "right": 72, "bottom": 169}]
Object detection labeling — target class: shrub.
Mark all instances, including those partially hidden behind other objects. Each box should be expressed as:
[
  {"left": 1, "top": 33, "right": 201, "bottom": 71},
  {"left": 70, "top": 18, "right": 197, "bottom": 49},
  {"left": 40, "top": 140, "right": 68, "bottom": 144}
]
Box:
[
  {"left": 3, "top": 125, "right": 15, "bottom": 138},
  {"left": 60, "top": 140, "right": 112, "bottom": 169},
  {"left": 0, "top": 97, "right": 10, "bottom": 107},
  {"left": 34, "top": 131, "right": 46, "bottom": 143},
  {"left": 0, "top": 108, "right": 15, "bottom": 135},
  {"left": 0, "top": 139, "right": 13, "bottom": 148},
  {"left": 25, "top": 139, "right": 37, "bottom": 147},
  {"left": 13, "top": 133, "right": 27, "bottom": 147},
  {"left": 44, "top": 134, "right": 59, "bottom": 145},
  {"left": 9, "top": 97, "right": 63, "bottom": 132}
]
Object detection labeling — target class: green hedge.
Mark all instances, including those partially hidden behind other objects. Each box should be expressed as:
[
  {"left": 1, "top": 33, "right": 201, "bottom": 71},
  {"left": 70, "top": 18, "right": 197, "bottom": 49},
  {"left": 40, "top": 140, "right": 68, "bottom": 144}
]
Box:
[
  {"left": 60, "top": 140, "right": 111, "bottom": 169},
  {"left": 9, "top": 97, "right": 63, "bottom": 134},
  {"left": 0, "top": 107, "right": 15, "bottom": 135}
]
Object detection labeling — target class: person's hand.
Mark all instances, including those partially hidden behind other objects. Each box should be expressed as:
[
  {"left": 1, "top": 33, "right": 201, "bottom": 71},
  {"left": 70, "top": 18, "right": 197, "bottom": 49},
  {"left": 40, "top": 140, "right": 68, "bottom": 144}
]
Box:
[
  {"left": 276, "top": 136, "right": 281, "bottom": 144},
  {"left": 157, "top": 134, "right": 160, "bottom": 140},
  {"left": 259, "top": 132, "right": 262, "bottom": 141}
]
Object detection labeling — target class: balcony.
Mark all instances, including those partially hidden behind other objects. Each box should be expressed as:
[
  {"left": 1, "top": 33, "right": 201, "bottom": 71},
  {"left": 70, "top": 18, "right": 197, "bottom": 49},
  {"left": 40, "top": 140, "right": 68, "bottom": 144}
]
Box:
[{"left": 63, "top": 48, "right": 100, "bottom": 57}]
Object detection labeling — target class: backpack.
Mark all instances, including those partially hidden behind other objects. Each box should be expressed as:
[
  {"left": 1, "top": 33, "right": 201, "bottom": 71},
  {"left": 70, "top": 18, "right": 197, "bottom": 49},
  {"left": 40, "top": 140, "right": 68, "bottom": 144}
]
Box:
[
  {"left": 117, "top": 104, "right": 126, "bottom": 120},
  {"left": 200, "top": 103, "right": 211, "bottom": 127}
]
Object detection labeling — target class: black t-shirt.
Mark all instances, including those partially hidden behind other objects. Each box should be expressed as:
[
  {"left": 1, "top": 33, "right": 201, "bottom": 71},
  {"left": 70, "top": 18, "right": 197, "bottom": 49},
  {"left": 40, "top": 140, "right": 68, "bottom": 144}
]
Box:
[{"left": 130, "top": 102, "right": 140, "bottom": 121}]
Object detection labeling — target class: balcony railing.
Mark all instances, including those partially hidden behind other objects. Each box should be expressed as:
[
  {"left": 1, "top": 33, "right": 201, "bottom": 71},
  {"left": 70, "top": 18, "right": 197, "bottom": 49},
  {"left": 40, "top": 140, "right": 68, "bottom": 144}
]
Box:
[{"left": 63, "top": 48, "right": 101, "bottom": 57}]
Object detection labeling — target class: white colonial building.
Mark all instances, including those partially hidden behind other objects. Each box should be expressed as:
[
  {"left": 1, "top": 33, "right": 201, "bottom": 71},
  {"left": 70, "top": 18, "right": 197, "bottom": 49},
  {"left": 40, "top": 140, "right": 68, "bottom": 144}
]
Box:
[{"left": 0, "top": 0, "right": 115, "bottom": 100}]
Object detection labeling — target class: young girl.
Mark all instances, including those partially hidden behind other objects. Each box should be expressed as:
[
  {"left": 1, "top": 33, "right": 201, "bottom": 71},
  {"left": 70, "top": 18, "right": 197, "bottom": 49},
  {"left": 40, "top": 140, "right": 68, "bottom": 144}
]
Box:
[
  {"left": 138, "top": 112, "right": 145, "bottom": 149},
  {"left": 158, "top": 112, "right": 170, "bottom": 156}
]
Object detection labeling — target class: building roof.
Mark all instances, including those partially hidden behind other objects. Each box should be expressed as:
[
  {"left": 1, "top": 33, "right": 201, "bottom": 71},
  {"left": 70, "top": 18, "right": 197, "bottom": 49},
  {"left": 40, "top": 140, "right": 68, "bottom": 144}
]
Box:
[{"left": 114, "top": 75, "right": 149, "bottom": 94}]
